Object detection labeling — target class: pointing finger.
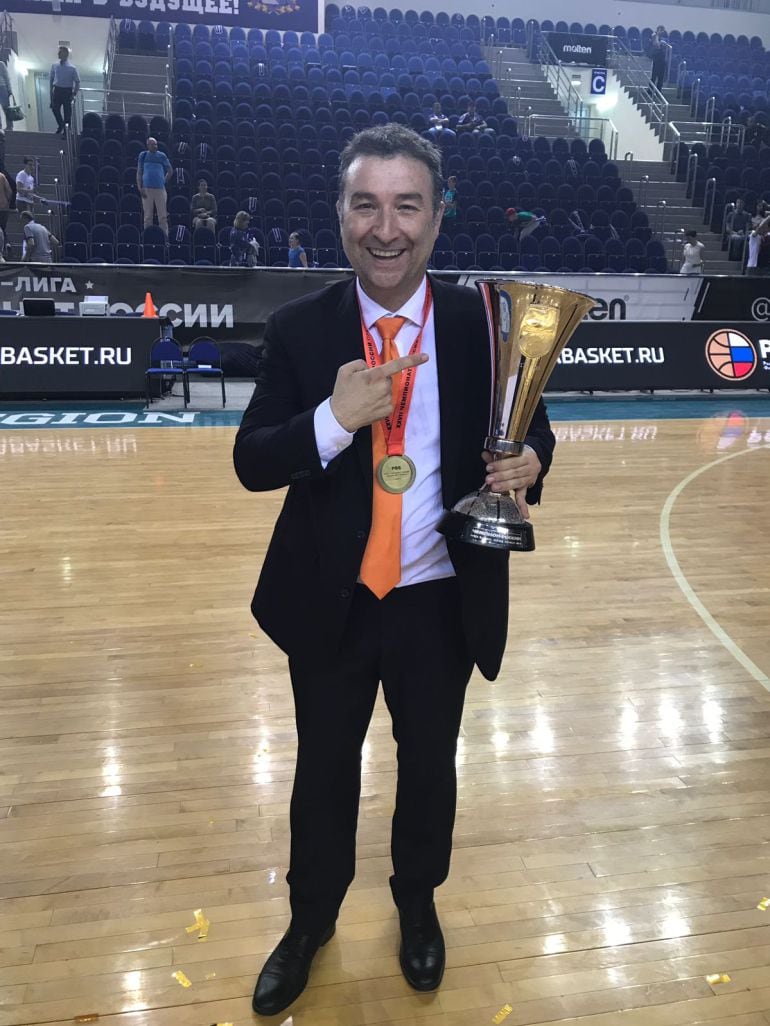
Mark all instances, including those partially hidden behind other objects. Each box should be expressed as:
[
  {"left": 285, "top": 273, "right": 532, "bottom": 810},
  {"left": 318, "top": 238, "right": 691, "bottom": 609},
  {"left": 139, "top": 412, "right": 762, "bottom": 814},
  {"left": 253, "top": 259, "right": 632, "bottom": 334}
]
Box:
[{"left": 371, "top": 352, "right": 429, "bottom": 380}]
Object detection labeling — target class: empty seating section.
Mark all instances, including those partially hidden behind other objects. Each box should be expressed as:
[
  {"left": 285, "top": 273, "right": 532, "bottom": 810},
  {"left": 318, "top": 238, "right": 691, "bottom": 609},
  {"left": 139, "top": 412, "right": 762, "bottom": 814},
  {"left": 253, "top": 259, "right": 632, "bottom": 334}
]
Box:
[{"left": 70, "top": 8, "right": 670, "bottom": 270}]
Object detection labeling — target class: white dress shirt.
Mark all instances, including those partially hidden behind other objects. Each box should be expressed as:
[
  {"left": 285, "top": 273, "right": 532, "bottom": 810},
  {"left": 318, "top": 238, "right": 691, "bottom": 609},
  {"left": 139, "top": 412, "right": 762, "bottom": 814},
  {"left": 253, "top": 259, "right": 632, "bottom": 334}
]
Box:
[{"left": 314, "top": 276, "right": 455, "bottom": 587}]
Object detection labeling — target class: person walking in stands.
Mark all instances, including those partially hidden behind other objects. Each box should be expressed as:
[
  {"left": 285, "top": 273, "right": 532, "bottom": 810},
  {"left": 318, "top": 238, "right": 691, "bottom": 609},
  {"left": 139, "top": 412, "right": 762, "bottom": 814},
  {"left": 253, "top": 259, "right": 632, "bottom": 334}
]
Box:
[
  {"left": 191, "top": 178, "right": 217, "bottom": 232},
  {"left": 15, "top": 157, "right": 35, "bottom": 213},
  {"left": 0, "top": 164, "right": 11, "bottom": 239},
  {"left": 679, "top": 229, "right": 705, "bottom": 274},
  {"left": 229, "top": 210, "right": 259, "bottom": 267},
  {"left": 20, "top": 210, "right": 58, "bottom": 263},
  {"left": 288, "top": 231, "right": 309, "bottom": 268},
  {"left": 746, "top": 215, "right": 770, "bottom": 275},
  {"left": 137, "top": 137, "right": 172, "bottom": 239},
  {"left": 49, "top": 46, "right": 80, "bottom": 136},
  {"left": 235, "top": 124, "right": 554, "bottom": 1018},
  {"left": 0, "top": 55, "right": 14, "bottom": 133},
  {"left": 649, "top": 26, "right": 668, "bottom": 91}
]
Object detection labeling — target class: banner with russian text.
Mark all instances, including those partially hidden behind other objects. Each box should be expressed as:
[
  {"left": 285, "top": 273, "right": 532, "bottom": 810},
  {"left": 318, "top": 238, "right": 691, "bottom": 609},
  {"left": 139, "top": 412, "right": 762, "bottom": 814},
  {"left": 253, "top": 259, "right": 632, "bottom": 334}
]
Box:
[{"left": 0, "top": 0, "right": 323, "bottom": 31}]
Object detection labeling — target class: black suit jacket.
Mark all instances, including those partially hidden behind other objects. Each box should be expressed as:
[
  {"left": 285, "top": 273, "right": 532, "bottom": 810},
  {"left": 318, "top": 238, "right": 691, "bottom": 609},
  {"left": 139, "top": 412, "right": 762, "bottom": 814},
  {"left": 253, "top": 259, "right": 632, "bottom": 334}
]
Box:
[{"left": 233, "top": 275, "right": 556, "bottom": 681}]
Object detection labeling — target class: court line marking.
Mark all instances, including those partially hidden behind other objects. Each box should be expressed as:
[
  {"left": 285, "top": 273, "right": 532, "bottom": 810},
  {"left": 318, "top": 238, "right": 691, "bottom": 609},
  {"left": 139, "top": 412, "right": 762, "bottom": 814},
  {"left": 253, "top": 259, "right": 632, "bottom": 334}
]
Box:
[{"left": 660, "top": 445, "right": 770, "bottom": 692}]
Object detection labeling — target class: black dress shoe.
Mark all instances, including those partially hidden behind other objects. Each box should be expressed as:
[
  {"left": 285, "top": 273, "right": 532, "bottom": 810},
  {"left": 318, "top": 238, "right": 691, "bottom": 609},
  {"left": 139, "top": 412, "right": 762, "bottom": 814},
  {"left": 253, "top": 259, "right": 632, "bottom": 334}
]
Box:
[
  {"left": 252, "top": 921, "right": 335, "bottom": 1016},
  {"left": 398, "top": 902, "right": 445, "bottom": 991}
]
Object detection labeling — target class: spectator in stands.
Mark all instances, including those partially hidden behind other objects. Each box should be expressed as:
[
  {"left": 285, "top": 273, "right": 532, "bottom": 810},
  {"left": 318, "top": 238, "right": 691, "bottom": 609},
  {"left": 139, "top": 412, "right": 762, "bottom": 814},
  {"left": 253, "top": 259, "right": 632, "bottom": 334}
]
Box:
[
  {"left": 751, "top": 200, "right": 768, "bottom": 229},
  {"left": 20, "top": 210, "right": 58, "bottom": 263},
  {"left": 506, "top": 207, "right": 542, "bottom": 240},
  {"left": 15, "top": 157, "right": 35, "bottom": 213},
  {"left": 726, "top": 198, "right": 750, "bottom": 259},
  {"left": 747, "top": 215, "right": 770, "bottom": 274},
  {"left": 0, "top": 165, "right": 11, "bottom": 238},
  {"left": 191, "top": 179, "right": 217, "bottom": 233},
  {"left": 0, "top": 55, "right": 13, "bottom": 133},
  {"left": 744, "top": 115, "right": 764, "bottom": 149},
  {"left": 649, "top": 26, "right": 668, "bottom": 91},
  {"left": 137, "top": 137, "right": 172, "bottom": 240},
  {"left": 229, "top": 210, "right": 258, "bottom": 267},
  {"left": 426, "top": 102, "right": 455, "bottom": 143},
  {"left": 679, "top": 229, "right": 705, "bottom": 274},
  {"left": 442, "top": 176, "right": 458, "bottom": 222},
  {"left": 456, "top": 99, "right": 494, "bottom": 137},
  {"left": 288, "top": 232, "right": 309, "bottom": 268},
  {"left": 49, "top": 46, "right": 80, "bottom": 136}
]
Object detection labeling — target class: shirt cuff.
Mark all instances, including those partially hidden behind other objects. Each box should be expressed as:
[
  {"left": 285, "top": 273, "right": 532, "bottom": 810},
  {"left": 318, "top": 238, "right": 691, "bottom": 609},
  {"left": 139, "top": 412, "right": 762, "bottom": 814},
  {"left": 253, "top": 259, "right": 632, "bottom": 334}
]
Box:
[{"left": 314, "top": 397, "right": 355, "bottom": 469}]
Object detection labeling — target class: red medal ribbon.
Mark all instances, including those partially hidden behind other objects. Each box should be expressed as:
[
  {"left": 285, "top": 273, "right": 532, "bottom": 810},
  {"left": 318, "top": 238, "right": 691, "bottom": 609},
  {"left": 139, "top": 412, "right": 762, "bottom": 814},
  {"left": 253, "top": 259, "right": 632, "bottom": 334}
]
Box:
[{"left": 358, "top": 281, "right": 433, "bottom": 457}]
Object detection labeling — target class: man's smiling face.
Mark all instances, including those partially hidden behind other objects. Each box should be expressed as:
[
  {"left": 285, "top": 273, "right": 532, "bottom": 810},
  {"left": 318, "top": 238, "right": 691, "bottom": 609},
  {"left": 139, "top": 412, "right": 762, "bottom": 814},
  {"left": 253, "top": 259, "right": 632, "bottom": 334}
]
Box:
[{"left": 337, "top": 154, "right": 443, "bottom": 310}]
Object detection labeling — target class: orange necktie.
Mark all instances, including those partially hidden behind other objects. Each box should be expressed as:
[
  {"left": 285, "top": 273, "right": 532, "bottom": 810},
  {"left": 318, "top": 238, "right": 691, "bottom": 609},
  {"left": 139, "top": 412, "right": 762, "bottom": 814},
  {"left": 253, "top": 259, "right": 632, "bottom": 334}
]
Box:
[{"left": 359, "top": 315, "right": 408, "bottom": 600}]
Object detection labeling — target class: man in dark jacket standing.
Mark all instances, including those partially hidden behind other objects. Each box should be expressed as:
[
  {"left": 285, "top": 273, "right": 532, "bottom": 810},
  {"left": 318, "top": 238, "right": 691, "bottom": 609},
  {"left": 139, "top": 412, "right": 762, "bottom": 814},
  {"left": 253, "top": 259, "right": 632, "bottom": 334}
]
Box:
[{"left": 234, "top": 125, "right": 556, "bottom": 1018}]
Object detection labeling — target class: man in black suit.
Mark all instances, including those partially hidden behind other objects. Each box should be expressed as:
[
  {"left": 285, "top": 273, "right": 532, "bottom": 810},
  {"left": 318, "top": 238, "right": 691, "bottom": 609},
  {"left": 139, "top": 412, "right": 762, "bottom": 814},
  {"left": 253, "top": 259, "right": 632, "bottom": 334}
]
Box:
[{"left": 234, "top": 124, "right": 556, "bottom": 1017}]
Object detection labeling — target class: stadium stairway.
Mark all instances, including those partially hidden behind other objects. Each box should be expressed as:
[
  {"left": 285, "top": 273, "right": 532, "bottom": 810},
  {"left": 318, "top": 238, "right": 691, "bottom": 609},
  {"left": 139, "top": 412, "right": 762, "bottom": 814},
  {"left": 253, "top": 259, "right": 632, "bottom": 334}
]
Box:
[
  {"left": 491, "top": 45, "right": 575, "bottom": 136},
  {"left": 625, "top": 157, "right": 733, "bottom": 273},
  {"left": 3, "top": 131, "right": 68, "bottom": 261},
  {"left": 107, "top": 52, "right": 169, "bottom": 119}
]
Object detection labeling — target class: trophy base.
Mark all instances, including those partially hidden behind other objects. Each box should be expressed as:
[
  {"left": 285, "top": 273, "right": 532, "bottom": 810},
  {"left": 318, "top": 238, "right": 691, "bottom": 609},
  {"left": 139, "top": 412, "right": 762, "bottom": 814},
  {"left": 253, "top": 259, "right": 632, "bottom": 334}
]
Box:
[{"left": 437, "top": 490, "right": 535, "bottom": 551}]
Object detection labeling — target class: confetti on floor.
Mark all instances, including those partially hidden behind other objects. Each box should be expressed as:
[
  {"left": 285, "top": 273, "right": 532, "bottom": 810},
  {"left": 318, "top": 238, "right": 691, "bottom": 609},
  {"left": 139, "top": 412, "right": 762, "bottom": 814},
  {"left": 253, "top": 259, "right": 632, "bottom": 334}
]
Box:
[
  {"left": 706, "top": 973, "right": 731, "bottom": 985},
  {"left": 185, "top": 908, "right": 210, "bottom": 940},
  {"left": 172, "top": 970, "right": 192, "bottom": 988},
  {"left": 74, "top": 1017, "right": 100, "bottom": 1024},
  {"left": 493, "top": 1005, "right": 513, "bottom": 1024},
  {"left": 758, "top": 897, "right": 770, "bottom": 911}
]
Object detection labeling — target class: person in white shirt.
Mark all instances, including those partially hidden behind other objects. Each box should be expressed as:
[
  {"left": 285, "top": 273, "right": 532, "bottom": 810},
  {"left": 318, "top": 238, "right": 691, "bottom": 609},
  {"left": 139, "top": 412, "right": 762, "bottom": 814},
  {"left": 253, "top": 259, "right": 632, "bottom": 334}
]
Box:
[
  {"left": 234, "top": 124, "right": 555, "bottom": 1017},
  {"left": 15, "top": 157, "right": 35, "bottom": 212},
  {"left": 680, "top": 229, "right": 705, "bottom": 274}
]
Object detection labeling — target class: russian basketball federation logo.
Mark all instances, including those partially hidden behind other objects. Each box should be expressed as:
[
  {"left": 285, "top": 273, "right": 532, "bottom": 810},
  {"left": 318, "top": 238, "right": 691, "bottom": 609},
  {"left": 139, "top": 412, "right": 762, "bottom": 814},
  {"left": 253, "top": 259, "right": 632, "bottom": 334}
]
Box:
[{"left": 705, "top": 329, "right": 758, "bottom": 380}]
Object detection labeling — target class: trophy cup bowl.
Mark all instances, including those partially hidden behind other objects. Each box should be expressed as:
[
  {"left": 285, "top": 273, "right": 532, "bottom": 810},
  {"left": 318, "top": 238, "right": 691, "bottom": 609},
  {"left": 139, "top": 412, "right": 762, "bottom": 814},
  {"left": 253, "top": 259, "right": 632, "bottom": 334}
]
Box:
[{"left": 437, "top": 279, "right": 595, "bottom": 551}]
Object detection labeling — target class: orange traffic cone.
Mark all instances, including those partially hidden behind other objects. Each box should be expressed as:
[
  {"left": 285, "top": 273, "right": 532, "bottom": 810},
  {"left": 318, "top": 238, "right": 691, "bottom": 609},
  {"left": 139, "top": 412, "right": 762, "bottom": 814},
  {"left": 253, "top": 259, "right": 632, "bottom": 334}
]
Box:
[{"left": 142, "top": 291, "right": 157, "bottom": 318}]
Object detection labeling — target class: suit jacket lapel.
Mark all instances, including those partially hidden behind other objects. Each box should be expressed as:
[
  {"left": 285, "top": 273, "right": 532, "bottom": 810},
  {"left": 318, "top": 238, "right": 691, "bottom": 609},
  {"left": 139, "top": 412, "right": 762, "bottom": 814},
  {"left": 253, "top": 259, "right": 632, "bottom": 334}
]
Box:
[
  {"left": 431, "top": 275, "right": 467, "bottom": 508},
  {"left": 332, "top": 279, "right": 374, "bottom": 501}
]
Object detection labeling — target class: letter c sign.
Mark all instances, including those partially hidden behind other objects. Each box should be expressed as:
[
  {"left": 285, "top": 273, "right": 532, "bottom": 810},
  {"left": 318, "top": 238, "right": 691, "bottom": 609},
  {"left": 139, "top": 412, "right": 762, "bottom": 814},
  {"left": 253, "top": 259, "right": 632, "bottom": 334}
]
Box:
[{"left": 591, "top": 69, "right": 607, "bottom": 95}]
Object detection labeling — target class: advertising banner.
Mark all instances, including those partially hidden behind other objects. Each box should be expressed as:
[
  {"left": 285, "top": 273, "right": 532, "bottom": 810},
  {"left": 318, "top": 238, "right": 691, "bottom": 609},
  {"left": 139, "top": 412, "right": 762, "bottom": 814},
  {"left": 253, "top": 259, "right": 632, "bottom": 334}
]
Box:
[
  {"left": 0, "top": 0, "right": 322, "bottom": 31},
  {"left": 2, "top": 266, "right": 770, "bottom": 393},
  {"left": 0, "top": 318, "right": 155, "bottom": 396},
  {"left": 550, "top": 321, "right": 770, "bottom": 391},
  {"left": 546, "top": 32, "right": 609, "bottom": 66}
]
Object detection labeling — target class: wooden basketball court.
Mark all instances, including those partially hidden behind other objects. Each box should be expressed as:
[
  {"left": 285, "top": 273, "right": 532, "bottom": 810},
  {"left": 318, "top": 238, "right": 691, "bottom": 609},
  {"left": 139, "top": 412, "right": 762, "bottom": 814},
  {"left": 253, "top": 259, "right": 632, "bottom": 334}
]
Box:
[{"left": 1, "top": 401, "right": 769, "bottom": 1026}]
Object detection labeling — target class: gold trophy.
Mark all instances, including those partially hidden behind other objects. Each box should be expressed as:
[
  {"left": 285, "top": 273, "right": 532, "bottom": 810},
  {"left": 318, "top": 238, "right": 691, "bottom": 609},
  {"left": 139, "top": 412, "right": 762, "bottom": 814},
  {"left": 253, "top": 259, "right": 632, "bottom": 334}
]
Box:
[{"left": 438, "top": 279, "right": 595, "bottom": 551}]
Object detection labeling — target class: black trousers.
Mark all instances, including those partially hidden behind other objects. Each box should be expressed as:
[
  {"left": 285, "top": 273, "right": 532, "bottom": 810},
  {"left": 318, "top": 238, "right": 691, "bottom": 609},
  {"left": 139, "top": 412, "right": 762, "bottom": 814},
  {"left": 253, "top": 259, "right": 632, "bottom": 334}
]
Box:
[
  {"left": 51, "top": 86, "right": 73, "bottom": 130},
  {"left": 651, "top": 62, "right": 666, "bottom": 91},
  {"left": 286, "top": 577, "right": 473, "bottom": 931}
]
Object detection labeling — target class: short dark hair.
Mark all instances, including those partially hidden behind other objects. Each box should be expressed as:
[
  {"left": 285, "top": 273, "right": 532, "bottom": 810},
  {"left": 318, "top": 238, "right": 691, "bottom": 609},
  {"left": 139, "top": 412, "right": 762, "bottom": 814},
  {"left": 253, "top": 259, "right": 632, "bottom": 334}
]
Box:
[
  {"left": 685, "top": 229, "right": 697, "bottom": 238},
  {"left": 338, "top": 124, "right": 444, "bottom": 214}
]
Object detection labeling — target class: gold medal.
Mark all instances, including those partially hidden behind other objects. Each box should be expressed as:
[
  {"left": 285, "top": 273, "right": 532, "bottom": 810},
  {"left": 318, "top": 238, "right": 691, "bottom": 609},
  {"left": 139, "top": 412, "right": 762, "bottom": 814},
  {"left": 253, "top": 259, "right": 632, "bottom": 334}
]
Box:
[{"left": 376, "top": 454, "right": 416, "bottom": 494}]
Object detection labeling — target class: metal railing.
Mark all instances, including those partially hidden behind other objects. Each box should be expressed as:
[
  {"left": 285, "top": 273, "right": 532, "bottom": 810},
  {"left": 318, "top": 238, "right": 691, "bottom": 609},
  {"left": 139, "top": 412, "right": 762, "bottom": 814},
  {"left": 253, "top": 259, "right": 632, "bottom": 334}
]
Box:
[
  {"left": 654, "top": 200, "right": 668, "bottom": 238},
  {"left": 671, "top": 228, "right": 685, "bottom": 270},
  {"left": 536, "top": 34, "right": 586, "bottom": 123},
  {"left": 0, "top": 10, "right": 13, "bottom": 53},
  {"left": 75, "top": 85, "right": 172, "bottom": 123},
  {"left": 520, "top": 113, "right": 618, "bottom": 157},
  {"left": 685, "top": 151, "right": 699, "bottom": 197},
  {"left": 704, "top": 176, "right": 718, "bottom": 226},
  {"left": 638, "top": 174, "right": 650, "bottom": 208},
  {"left": 607, "top": 35, "right": 669, "bottom": 140},
  {"left": 664, "top": 116, "right": 746, "bottom": 165},
  {"left": 103, "top": 15, "right": 118, "bottom": 94}
]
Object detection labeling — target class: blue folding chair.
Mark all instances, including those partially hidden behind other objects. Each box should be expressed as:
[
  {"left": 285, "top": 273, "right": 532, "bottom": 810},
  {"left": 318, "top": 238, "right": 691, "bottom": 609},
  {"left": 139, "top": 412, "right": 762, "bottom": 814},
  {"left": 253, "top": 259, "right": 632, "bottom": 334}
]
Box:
[
  {"left": 185, "top": 337, "right": 226, "bottom": 407},
  {"left": 146, "top": 338, "right": 189, "bottom": 407}
]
